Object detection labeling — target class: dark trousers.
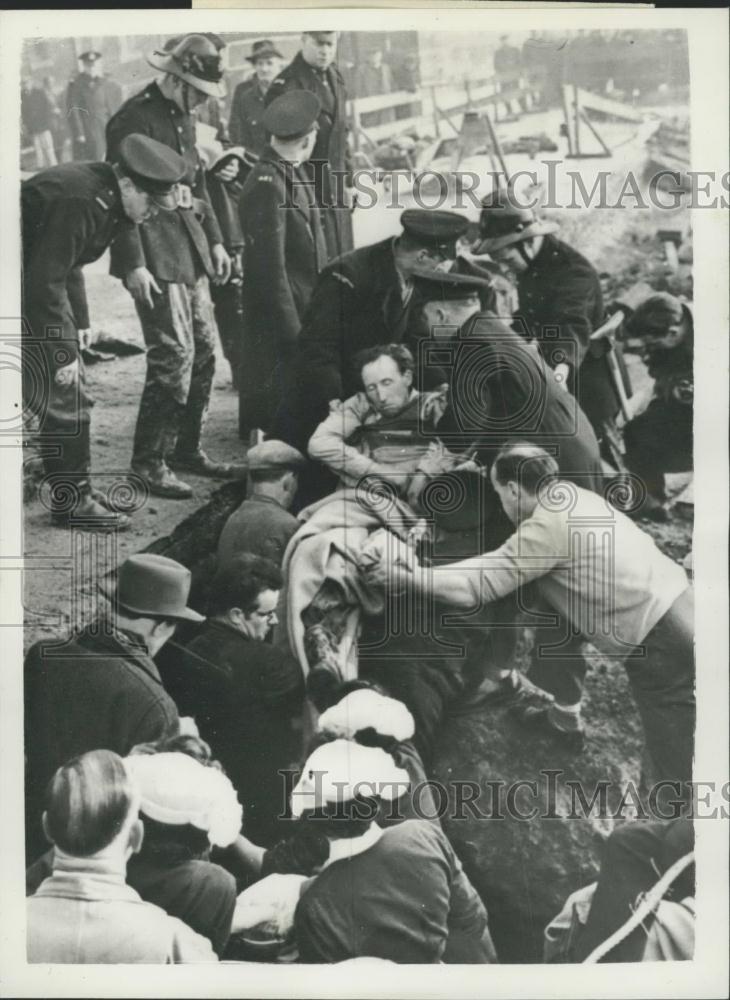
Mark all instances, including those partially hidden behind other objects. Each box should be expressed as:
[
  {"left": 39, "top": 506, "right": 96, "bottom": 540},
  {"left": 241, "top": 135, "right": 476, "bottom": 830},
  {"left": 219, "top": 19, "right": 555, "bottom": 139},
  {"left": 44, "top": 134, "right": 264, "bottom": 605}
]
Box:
[
  {"left": 22, "top": 335, "right": 92, "bottom": 512},
  {"left": 575, "top": 818, "right": 694, "bottom": 962},
  {"left": 625, "top": 587, "right": 695, "bottom": 790},
  {"left": 624, "top": 397, "right": 693, "bottom": 500},
  {"left": 529, "top": 616, "right": 587, "bottom": 706},
  {"left": 132, "top": 276, "right": 216, "bottom": 468},
  {"left": 210, "top": 278, "right": 243, "bottom": 376}
]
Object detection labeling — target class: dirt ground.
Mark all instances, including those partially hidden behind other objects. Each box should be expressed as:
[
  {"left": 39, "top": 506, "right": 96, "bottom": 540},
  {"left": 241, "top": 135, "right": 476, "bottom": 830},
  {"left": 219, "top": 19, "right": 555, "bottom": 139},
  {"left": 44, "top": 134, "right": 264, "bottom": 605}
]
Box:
[{"left": 22, "top": 114, "right": 693, "bottom": 649}]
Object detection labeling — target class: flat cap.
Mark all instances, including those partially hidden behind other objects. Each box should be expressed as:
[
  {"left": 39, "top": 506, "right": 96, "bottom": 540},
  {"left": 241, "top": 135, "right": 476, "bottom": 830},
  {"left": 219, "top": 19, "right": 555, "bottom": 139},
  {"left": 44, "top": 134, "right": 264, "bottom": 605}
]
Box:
[
  {"left": 118, "top": 134, "right": 187, "bottom": 211},
  {"left": 400, "top": 209, "right": 469, "bottom": 254},
  {"left": 411, "top": 265, "right": 491, "bottom": 300},
  {"left": 263, "top": 91, "right": 321, "bottom": 141},
  {"left": 247, "top": 439, "right": 306, "bottom": 471}
]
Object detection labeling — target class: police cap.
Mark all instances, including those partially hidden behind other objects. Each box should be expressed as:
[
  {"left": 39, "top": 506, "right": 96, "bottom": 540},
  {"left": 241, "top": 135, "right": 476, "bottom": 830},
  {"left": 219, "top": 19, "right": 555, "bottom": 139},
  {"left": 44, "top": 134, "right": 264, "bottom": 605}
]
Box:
[
  {"left": 263, "top": 91, "right": 321, "bottom": 141},
  {"left": 400, "top": 209, "right": 469, "bottom": 256},
  {"left": 79, "top": 51, "right": 102, "bottom": 63},
  {"left": 411, "top": 266, "right": 491, "bottom": 301},
  {"left": 247, "top": 440, "right": 306, "bottom": 472},
  {"left": 117, "top": 134, "right": 187, "bottom": 211}
]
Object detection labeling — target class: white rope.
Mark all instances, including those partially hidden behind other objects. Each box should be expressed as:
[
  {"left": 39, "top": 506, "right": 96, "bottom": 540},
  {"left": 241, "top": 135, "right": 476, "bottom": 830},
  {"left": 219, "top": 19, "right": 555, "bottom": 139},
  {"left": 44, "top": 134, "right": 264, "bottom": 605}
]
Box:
[{"left": 583, "top": 850, "right": 695, "bottom": 964}]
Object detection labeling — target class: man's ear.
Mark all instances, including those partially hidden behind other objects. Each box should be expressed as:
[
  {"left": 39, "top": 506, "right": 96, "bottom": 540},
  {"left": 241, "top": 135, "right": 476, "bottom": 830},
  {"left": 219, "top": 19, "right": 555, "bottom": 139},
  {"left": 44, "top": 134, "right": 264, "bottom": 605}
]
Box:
[
  {"left": 128, "top": 817, "right": 144, "bottom": 856},
  {"left": 508, "top": 480, "right": 520, "bottom": 499},
  {"left": 404, "top": 368, "right": 414, "bottom": 388},
  {"left": 41, "top": 812, "right": 52, "bottom": 846}
]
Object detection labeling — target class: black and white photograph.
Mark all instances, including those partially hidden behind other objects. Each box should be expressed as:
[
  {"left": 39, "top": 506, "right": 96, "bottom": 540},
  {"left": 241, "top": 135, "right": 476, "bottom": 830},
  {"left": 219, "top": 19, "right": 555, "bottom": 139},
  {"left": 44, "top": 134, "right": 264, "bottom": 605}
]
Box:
[{"left": 0, "top": 5, "right": 727, "bottom": 997}]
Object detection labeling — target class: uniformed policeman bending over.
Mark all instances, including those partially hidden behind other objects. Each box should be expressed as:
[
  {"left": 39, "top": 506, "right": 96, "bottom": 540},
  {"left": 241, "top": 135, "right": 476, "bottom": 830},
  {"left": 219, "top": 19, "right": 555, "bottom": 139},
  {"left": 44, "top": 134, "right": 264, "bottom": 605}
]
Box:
[{"left": 22, "top": 134, "right": 186, "bottom": 532}]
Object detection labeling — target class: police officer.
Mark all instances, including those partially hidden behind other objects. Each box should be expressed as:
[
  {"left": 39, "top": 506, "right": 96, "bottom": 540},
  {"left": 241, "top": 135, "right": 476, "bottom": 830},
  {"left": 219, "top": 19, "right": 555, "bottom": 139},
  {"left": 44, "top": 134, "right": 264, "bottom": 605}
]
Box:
[
  {"left": 623, "top": 293, "right": 693, "bottom": 520},
  {"left": 66, "top": 51, "right": 122, "bottom": 161},
  {"left": 238, "top": 90, "right": 327, "bottom": 436},
  {"left": 106, "top": 34, "right": 234, "bottom": 500},
  {"left": 22, "top": 134, "right": 186, "bottom": 531},
  {"left": 266, "top": 31, "right": 353, "bottom": 261},
  {"left": 229, "top": 39, "right": 284, "bottom": 156},
  {"left": 273, "top": 209, "right": 470, "bottom": 456},
  {"left": 476, "top": 189, "right": 631, "bottom": 454}
]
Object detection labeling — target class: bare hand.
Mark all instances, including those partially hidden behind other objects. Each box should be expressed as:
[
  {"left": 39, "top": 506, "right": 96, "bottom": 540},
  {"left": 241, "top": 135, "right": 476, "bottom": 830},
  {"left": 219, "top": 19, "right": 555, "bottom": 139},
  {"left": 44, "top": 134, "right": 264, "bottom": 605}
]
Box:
[
  {"left": 126, "top": 267, "right": 161, "bottom": 309},
  {"left": 54, "top": 358, "right": 80, "bottom": 388},
  {"left": 211, "top": 243, "right": 231, "bottom": 285},
  {"left": 215, "top": 161, "right": 240, "bottom": 183},
  {"left": 78, "top": 328, "right": 92, "bottom": 351}
]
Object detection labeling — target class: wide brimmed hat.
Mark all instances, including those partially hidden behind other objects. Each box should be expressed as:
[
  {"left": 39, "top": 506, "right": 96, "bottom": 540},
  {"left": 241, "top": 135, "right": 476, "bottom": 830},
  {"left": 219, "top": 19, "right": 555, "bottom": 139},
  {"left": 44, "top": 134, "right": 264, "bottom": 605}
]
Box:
[
  {"left": 246, "top": 39, "right": 284, "bottom": 63},
  {"left": 100, "top": 553, "right": 204, "bottom": 623},
  {"left": 476, "top": 189, "right": 559, "bottom": 253},
  {"left": 148, "top": 34, "right": 226, "bottom": 99}
]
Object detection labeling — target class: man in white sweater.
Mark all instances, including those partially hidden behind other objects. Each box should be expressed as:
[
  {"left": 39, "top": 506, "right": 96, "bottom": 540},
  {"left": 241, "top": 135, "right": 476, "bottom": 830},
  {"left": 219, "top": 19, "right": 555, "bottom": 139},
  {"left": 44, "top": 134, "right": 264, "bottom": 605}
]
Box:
[{"left": 364, "top": 442, "right": 694, "bottom": 790}]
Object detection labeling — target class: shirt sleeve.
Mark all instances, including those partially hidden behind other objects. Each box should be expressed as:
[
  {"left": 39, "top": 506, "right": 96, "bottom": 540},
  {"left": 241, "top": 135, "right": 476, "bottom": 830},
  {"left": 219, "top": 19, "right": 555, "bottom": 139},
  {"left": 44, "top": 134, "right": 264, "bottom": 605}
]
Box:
[
  {"left": 307, "top": 394, "right": 383, "bottom": 485},
  {"left": 447, "top": 507, "right": 567, "bottom": 604}
]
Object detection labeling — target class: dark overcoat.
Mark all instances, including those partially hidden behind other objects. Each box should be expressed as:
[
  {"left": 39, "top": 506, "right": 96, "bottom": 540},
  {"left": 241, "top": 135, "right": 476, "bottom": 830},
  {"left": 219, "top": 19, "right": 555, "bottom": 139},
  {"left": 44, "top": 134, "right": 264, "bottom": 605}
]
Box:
[
  {"left": 24, "top": 623, "right": 179, "bottom": 863},
  {"left": 272, "top": 237, "right": 420, "bottom": 450},
  {"left": 238, "top": 146, "right": 327, "bottom": 431},
  {"left": 515, "top": 234, "right": 630, "bottom": 433},
  {"left": 266, "top": 52, "right": 353, "bottom": 259}
]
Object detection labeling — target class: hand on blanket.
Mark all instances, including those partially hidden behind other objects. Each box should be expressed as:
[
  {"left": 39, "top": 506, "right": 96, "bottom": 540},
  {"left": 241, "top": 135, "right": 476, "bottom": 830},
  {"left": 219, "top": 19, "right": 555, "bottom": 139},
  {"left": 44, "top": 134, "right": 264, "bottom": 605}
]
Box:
[{"left": 359, "top": 538, "right": 420, "bottom": 595}]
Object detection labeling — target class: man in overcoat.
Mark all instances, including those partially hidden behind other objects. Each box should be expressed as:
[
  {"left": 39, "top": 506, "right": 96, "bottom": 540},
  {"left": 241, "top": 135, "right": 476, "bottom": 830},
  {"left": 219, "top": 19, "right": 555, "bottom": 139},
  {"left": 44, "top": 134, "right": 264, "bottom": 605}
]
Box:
[
  {"left": 476, "top": 190, "right": 631, "bottom": 454},
  {"left": 238, "top": 90, "right": 327, "bottom": 435},
  {"left": 66, "top": 51, "right": 122, "bottom": 161},
  {"left": 229, "top": 39, "right": 284, "bottom": 156},
  {"left": 265, "top": 30, "right": 353, "bottom": 260},
  {"left": 22, "top": 134, "right": 186, "bottom": 531}
]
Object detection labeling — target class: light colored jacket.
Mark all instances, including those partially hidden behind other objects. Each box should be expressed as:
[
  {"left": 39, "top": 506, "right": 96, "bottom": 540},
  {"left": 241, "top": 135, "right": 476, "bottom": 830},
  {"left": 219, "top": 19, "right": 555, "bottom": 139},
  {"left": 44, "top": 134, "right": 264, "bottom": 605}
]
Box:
[{"left": 27, "top": 861, "right": 218, "bottom": 964}]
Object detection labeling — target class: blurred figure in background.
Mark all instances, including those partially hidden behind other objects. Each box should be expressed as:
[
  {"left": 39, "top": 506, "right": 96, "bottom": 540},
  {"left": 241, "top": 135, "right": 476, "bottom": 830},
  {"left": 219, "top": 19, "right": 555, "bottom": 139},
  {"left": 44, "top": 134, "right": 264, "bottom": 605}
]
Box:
[
  {"left": 66, "top": 51, "right": 122, "bottom": 161},
  {"left": 267, "top": 30, "right": 353, "bottom": 260},
  {"left": 21, "top": 76, "right": 58, "bottom": 168},
  {"left": 229, "top": 39, "right": 284, "bottom": 155}
]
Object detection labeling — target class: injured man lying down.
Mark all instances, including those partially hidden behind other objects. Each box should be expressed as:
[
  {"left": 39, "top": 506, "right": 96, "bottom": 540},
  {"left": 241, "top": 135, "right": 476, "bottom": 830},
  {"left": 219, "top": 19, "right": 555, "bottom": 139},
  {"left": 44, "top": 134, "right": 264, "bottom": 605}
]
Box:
[{"left": 289, "top": 342, "right": 482, "bottom": 710}]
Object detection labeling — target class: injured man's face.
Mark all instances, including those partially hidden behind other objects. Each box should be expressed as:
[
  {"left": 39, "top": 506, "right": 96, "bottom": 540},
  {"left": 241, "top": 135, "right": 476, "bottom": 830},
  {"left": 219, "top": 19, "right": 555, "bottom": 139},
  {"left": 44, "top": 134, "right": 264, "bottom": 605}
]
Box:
[{"left": 361, "top": 355, "right": 413, "bottom": 418}]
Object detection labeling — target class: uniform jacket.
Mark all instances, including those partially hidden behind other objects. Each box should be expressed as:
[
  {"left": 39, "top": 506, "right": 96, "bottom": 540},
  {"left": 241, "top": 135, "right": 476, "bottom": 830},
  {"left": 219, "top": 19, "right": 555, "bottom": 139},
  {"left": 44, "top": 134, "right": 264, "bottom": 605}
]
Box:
[
  {"left": 229, "top": 79, "right": 269, "bottom": 156},
  {"left": 22, "top": 161, "right": 132, "bottom": 366},
  {"left": 282, "top": 238, "right": 419, "bottom": 444},
  {"left": 24, "top": 622, "right": 179, "bottom": 863},
  {"left": 66, "top": 73, "right": 122, "bottom": 160},
  {"left": 106, "top": 82, "right": 223, "bottom": 285},
  {"left": 240, "top": 146, "right": 326, "bottom": 348},
  {"left": 515, "top": 233, "right": 626, "bottom": 428},
  {"left": 266, "top": 53, "right": 353, "bottom": 259},
  {"left": 266, "top": 52, "right": 351, "bottom": 192}
]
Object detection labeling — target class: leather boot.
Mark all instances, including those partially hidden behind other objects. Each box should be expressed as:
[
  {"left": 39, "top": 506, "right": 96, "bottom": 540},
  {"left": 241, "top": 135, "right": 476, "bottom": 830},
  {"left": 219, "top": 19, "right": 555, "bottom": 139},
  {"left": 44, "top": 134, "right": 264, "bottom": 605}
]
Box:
[
  {"left": 131, "top": 461, "right": 193, "bottom": 499},
  {"left": 51, "top": 495, "right": 131, "bottom": 533}
]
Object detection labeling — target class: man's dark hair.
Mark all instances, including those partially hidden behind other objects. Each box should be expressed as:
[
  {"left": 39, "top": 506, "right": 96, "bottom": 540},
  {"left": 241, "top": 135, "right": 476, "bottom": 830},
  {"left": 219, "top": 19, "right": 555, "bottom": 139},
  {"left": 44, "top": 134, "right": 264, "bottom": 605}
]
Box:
[
  {"left": 352, "top": 343, "right": 415, "bottom": 384},
  {"left": 207, "top": 553, "right": 283, "bottom": 616},
  {"left": 492, "top": 441, "right": 559, "bottom": 494}
]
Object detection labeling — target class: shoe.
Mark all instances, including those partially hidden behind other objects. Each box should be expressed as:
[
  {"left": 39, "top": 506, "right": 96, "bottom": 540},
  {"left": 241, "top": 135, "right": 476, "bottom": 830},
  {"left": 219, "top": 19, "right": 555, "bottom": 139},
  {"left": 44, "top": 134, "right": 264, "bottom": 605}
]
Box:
[
  {"left": 502, "top": 671, "right": 556, "bottom": 715},
  {"left": 169, "top": 450, "right": 240, "bottom": 479},
  {"left": 131, "top": 462, "right": 193, "bottom": 499},
  {"left": 518, "top": 702, "right": 586, "bottom": 751},
  {"left": 51, "top": 495, "right": 131, "bottom": 533},
  {"left": 451, "top": 670, "right": 555, "bottom": 716}
]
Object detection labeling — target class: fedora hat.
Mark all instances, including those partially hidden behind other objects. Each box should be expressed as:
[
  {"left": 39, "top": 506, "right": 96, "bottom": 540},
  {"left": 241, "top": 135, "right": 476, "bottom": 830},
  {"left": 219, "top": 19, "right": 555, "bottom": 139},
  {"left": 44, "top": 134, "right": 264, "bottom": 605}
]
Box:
[
  {"left": 148, "top": 34, "right": 225, "bottom": 99},
  {"left": 476, "top": 189, "right": 558, "bottom": 254},
  {"left": 100, "top": 553, "right": 204, "bottom": 623},
  {"left": 246, "top": 39, "right": 284, "bottom": 63}
]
